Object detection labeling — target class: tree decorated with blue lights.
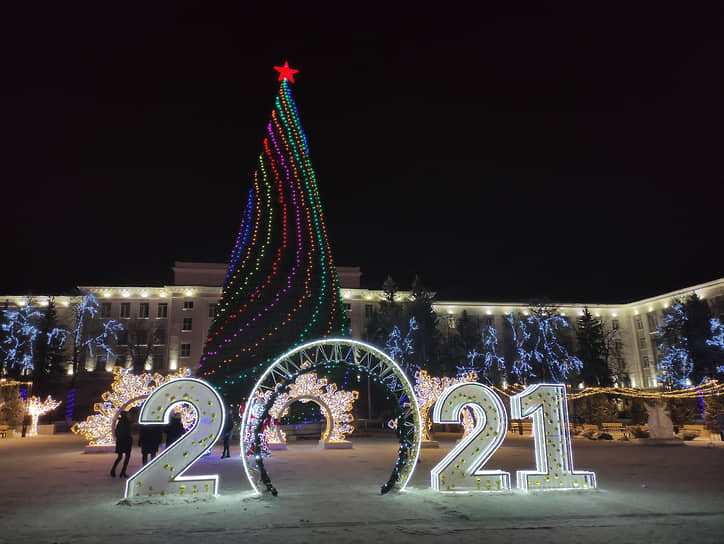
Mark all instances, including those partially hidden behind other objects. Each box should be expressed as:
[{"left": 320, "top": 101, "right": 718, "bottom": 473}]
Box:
[
  {"left": 657, "top": 294, "right": 724, "bottom": 387},
  {"left": 385, "top": 317, "right": 419, "bottom": 378},
  {"left": 1, "top": 303, "right": 42, "bottom": 377},
  {"left": 506, "top": 304, "right": 582, "bottom": 383},
  {"left": 707, "top": 318, "right": 724, "bottom": 359},
  {"left": 198, "top": 63, "right": 349, "bottom": 403},
  {"left": 506, "top": 311, "right": 533, "bottom": 381},
  {"left": 50, "top": 293, "right": 123, "bottom": 382},
  {"left": 459, "top": 323, "right": 505, "bottom": 384}
]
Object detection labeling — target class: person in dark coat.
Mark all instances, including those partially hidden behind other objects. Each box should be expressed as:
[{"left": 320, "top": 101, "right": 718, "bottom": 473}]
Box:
[
  {"left": 138, "top": 424, "right": 163, "bottom": 465},
  {"left": 110, "top": 411, "right": 132, "bottom": 478},
  {"left": 165, "top": 413, "right": 185, "bottom": 448},
  {"left": 221, "top": 408, "right": 235, "bottom": 458}
]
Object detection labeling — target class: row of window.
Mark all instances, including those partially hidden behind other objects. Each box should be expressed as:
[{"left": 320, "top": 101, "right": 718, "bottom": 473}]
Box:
[
  {"left": 99, "top": 302, "right": 217, "bottom": 319},
  {"left": 113, "top": 342, "right": 193, "bottom": 357},
  {"left": 635, "top": 314, "right": 659, "bottom": 330}
]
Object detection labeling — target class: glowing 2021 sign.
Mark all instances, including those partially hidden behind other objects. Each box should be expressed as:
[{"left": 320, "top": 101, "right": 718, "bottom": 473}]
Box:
[
  {"left": 431, "top": 383, "right": 510, "bottom": 492},
  {"left": 510, "top": 383, "right": 596, "bottom": 490},
  {"left": 124, "top": 375, "right": 595, "bottom": 499},
  {"left": 124, "top": 378, "right": 225, "bottom": 498},
  {"left": 431, "top": 382, "right": 596, "bottom": 493}
]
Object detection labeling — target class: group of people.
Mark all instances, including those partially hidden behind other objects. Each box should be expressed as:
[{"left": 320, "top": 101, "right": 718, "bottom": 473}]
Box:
[{"left": 110, "top": 408, "right": 237, "bottom": 478}]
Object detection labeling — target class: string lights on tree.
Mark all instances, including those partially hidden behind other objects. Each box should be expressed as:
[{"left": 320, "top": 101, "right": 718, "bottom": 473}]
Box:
[
  {"left": 1, "top": 303, "right": 42, "bottom": 375},
  {"left": 199, "top": 62, "right": 349, "bottom": 405},
  {"left": 26, "top": 395, "right": 61, "bottom": 436}
]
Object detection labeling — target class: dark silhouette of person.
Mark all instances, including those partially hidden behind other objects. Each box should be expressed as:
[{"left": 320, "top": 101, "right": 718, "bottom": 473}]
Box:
[
  {"left": 111, "top": 411, "right": 132, "bottom": 478},
  {"left": 165, "top": 413, "right": 185, "bottom": 448},
  {"left": 221, "top": 408, "right": 235, "bottom": 458},
  {"left": 138, "top": 424, "right": 163, "bottom": 465}
]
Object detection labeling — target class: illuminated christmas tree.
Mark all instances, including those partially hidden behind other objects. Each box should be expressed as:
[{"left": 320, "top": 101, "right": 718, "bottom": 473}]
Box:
[{"left": 199, "top": 62, "right": 348, "bottom": 403}]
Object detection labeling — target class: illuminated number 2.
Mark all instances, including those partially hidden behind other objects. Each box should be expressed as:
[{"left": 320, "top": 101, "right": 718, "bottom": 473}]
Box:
[
  {"left": 125, "top": 378, "right": 225, "bottom": 498},
  {"left": 430, "top": 382, "right": 510, "bottom": 493},
  {"left": 510, "top": 383, "right": 596, "bottom": 491}
]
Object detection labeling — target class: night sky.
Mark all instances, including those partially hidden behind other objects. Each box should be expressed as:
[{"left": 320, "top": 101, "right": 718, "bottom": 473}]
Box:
[{"left": 1, "top": 3, "right": 721, "bottom": 303}]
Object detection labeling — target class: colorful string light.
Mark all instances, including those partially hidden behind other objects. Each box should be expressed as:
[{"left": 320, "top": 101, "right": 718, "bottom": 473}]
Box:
[{"left": 199, "top": 65, "right": 348, "bottom": 403}]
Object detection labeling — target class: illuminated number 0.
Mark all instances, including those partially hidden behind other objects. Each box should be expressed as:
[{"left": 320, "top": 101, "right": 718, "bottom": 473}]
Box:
[
  {"left": 430, "top": 382, "right": 510, "bottom": 492},
  {"left": 510, "top": 384, "right": 596, "bottom": 491},
  {"left": 125, "top": 378, "right": 225, "bottom": 498}
]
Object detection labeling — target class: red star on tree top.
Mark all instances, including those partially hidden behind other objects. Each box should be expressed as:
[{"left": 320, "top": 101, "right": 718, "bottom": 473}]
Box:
[{"left": 274, "top": 61, "right": 299, "bottom": 83}]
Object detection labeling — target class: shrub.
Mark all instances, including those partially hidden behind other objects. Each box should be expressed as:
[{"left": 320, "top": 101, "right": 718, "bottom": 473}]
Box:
[
  {"left": 0, "top": 386, "right": 23, "bottom": 427},
  {"left": 703, "top": 396, "right": 723, "bottom": 433},
  {"left": 597, "top": 432, "right": 613, "bottom": 440},
  {"left": 575, "top": 394, "right": 618, "bottom": 426},
  {"left": 630, "top": 426, "right": 649, "bottom": 438},
  {"left": 628, "top": 398, "right": 648, "bottom": 425},
  {"left": 665, "top": 398, "right": 696, "bottom": 433},
  {"left": 681, "top": 431, "right": 698, "bottom": 441}
]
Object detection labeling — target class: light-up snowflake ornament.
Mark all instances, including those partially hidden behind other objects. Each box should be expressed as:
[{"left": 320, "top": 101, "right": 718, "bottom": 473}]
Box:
[
  {"left": 72, "top": 366, "right": 191, "bottom": 446},
  {"left": 414, "top": 370, "right": 478, "bottom": 441},
  {"left": 263, "top": 371, "right": 359, "bottom": 445}
]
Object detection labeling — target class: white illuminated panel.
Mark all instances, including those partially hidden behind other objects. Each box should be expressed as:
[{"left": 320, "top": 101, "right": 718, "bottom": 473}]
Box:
[
  {"left": 125, "top": 378, "right": 225, "bottom": 498},
  {"left": 430, "top": 382, "right": 510, "bottom": 493},
  {"left": 510, "top": 383, "right": 596, "bottom": 491}
]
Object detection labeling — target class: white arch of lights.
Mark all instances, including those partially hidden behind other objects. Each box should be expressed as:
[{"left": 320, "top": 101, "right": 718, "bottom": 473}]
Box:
[
  {"left": 264, "top": 370, "right": 358, "bottom": 446},
  {"left": 241, "top": 338, "right": 422, "bottom": 495}
]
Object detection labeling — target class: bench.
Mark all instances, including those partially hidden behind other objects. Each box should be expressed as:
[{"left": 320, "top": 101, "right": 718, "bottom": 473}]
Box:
[
  {"left": 601, "top": 422, "right": 626, "bottom": 439},
  {"left": 0, "top": 425, "right": 8, "bottom": 438},
  {"left": 680, "top": 424, "right": 706, "bottom": 439},
  {"left": 280, "top": 422, "right": 324, "bottom": 440}
]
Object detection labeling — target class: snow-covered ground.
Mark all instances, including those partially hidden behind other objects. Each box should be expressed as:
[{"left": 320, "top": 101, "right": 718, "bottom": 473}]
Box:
[{"left": 1, "top": 432, "right": 722, "bottom": 543}]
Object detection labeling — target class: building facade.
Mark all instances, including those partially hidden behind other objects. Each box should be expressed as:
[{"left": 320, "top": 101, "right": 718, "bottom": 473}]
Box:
[{"left": 3, "top": 261, "right": 724, "bottom": 389}]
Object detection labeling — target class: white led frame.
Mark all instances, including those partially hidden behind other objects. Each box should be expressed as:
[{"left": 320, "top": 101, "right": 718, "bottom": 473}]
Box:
[
  {"left": 241, "top": 338, "right": 422, "bottom": 494},
  {"left": 124, "top": 378, "right": 226, "bottom": 498},
  {"left": 430, "top": 382, "right": 510, "bottom": 493},
  {"left": 510, "top": 383, "right": 596, "bottom": 491}
]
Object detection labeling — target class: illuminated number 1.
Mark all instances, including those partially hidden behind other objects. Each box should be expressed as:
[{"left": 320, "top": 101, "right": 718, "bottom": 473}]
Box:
[
  {"left": 510, "top": 384, "right": 596, "bottom": 491},
  {"left": 430, "top": 382, "right": 510, "bottom": 493},
  {"left": 125, "top": 378, "right": 225, "bottom": 498}
]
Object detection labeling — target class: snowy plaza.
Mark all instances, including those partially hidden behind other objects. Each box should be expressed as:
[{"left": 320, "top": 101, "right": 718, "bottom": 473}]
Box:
[
  {"left": 3, "top": 6, "right": 723, "bottom": 544},
  {"left": 1, "top": 431, "right": 722, "bottom": 543}
]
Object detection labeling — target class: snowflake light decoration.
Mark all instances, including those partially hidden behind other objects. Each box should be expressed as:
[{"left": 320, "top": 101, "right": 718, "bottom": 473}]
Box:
[
  {"left": 26, "top": 395, "right": 61, "bottom": 436},
  {"left": 263, "top": 370, "right": 359, "bottom": 445},
  {"left": 72, "top": 366, "right": 191, "bottom": 446},
  {"left": 414, "top": 370, "right": 478, "bottom": 441}
]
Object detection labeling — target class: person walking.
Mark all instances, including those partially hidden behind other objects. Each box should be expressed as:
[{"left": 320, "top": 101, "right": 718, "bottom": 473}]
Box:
[
  {"left": 165, "top": 413, "right": 185, "bottom": 449},
  {"left": 138, "top": 424, "right": 162, "bottom": 465},
  {"left": 221, "top": 407, "right": 235, "bottom": 458},
  {"left": 110, "top": 411, "right": 132, "bottom": 478}
]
